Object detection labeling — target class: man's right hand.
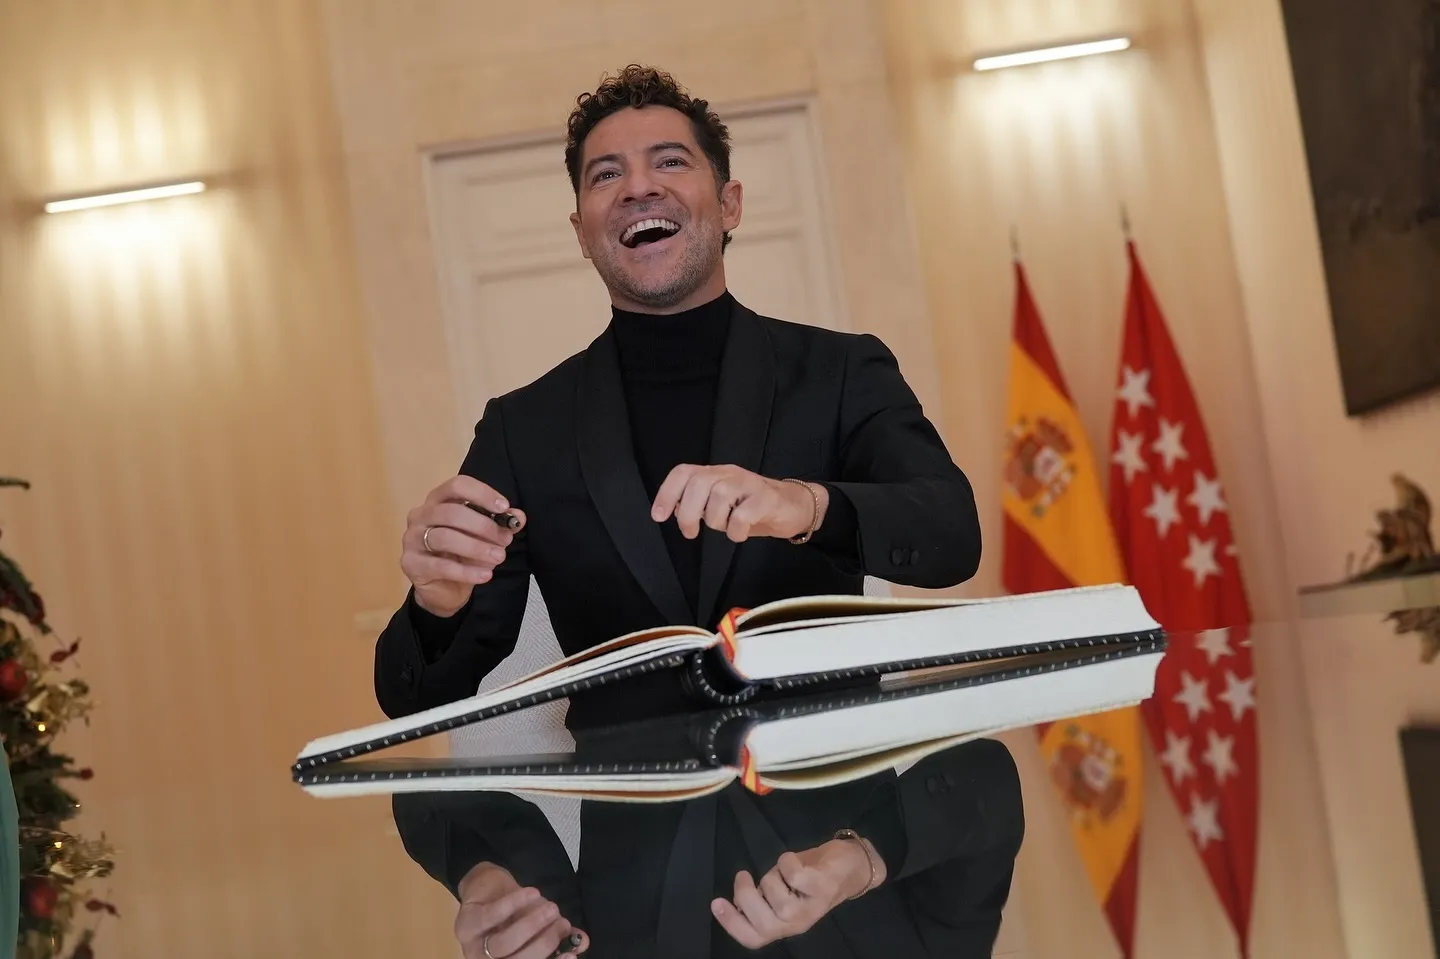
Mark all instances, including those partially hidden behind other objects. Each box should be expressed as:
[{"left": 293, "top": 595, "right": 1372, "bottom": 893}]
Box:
[
  {"left": 402, "top": 476, "right": 527, "bottom": 618},
  {"left": 455, "top": 863, "right": 588, "bottom": 958}
]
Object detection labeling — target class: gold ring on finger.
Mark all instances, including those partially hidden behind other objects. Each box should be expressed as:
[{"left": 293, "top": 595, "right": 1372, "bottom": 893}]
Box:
[
  {"left": 422, "top": 526, "right": 437, "bottom": 554},
  {"left": 482, "top": 934, "right": 498, "bottom": 959}
]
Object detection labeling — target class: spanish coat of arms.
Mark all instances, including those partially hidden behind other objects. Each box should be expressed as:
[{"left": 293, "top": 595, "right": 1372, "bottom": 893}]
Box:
[
  {"left": 1048, "top": 724, "right": 1128, "bottom": 826},
  {"left": 1004, "top": 416, "right": 1077, "bottom": 518}
]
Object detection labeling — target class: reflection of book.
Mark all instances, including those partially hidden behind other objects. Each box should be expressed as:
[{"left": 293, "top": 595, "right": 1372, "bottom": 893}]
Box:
[
  {"left": 295, "top": 633, "right": 1166, "bottom": 803},
  {"left": 294, "top": 584, "right": 1161, "bottom": 778}
]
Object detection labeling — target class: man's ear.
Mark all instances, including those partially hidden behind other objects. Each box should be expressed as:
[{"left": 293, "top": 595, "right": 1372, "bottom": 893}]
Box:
[
  {"left": 719, "top": 180, "right": 743, "bottom": 235},
  {"left": 569, "top": 211, "right": 592, "bottom": 260}
]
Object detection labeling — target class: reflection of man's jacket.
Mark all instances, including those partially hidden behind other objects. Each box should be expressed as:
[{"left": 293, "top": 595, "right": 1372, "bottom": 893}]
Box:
[{"left": 392, "top": 735, "right": 1024, "bottom": 959}]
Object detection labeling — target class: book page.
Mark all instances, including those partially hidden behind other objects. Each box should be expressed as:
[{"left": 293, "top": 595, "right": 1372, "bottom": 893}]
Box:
[
  {"left": 757, "top": 732, "right": 986, "bottom": 790},
  {"left": 492, "top": 622, "right": 712, "bottom": 690},
  {"left": 732, "top": 584, "right": 1128, "bottom": 635},
  {"left": 733, "top": 593, "right": 978, "bottom": 633}
]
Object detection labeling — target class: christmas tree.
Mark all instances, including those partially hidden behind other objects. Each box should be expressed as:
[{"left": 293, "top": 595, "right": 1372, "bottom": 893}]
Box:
[{"left": 0, "top": 478, "right": 115, "bottom": 959}]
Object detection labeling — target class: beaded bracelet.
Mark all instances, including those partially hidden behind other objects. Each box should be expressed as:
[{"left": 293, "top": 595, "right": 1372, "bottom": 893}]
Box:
[
  {"left": 833, "top": 828, "right": 879, "bottom": 900},
  {"left": 782, "top": 478, "right": 821, "bottom": 544}
]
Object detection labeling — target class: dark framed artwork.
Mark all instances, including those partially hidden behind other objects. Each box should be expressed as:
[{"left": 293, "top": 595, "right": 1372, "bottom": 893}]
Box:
[
  {"left": 1400, "top": 724, "right": 1440, "bottom": 956},
  {"left": 1277, "top": 0, "right": 1440, "bottom": 415}
]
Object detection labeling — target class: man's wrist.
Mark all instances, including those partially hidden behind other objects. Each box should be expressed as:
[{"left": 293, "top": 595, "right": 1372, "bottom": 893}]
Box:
[
  {"left": 414, "top": 591, "right": 466, "bottom": 619},
  {"left": 457, "top": 861, "right": 513, "bottom": 902},
  {"left": 780, "top": 478, "right": 829, "bottom": 541},
  {"left": 826, "top": 833, "right": 884, "bottom": 902}
]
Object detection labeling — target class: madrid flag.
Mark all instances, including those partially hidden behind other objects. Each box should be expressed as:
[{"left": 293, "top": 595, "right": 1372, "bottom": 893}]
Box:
[
  {"left": 1001, "top": 260, "right": 1142, "bottom": 958},
  {"left": 1107, "top": 241, "right": 1258, "bottom": 957}
]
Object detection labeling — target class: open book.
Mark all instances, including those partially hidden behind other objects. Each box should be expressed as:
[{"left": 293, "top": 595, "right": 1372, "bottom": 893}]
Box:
[
  {"left": 293, "top": 584, "right": 1163, "bottom": 778},
  {"left": 295, "top": 632, "right": 1166, "bottom": 802}
]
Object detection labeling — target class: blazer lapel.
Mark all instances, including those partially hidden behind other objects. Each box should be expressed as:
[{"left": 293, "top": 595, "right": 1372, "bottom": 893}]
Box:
[
  {"left": 696, "top": 304, "right": 775, "bottom": 628},
  {"left": 576, "top": 331, "right": 693, "bottom": 626}
]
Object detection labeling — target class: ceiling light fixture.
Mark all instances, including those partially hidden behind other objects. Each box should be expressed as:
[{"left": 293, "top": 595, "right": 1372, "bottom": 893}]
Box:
[
  {"left": 973, "top": 37, "right": 1132, "bottom": 72},
  {"left": 44, "top": 180, "right": 206, "bottom": 214}
]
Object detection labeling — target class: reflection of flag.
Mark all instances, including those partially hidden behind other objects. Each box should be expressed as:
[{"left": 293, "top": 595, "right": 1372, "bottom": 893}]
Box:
[
  {"left": 1001, "top": 260, "right": 1141, "bottom": 958},
  {"left": 1107, "top": 241, "right": 1258, "bottom": 958}
]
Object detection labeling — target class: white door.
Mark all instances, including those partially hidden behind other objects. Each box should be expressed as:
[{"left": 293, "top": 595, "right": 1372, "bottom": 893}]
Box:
[{"left": 424, "top": 100, "right": 849, "bottom": 451}]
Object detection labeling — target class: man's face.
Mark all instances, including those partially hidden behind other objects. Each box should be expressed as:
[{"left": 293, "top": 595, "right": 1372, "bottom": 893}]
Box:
[{"left": 569, "top": 105, "right": 742, "bottom": 313}]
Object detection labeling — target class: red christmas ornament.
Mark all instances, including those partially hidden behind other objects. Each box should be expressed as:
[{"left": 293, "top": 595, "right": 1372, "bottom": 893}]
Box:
[
  {"left": 0, "top": 659, "right": 28, "bottom": 700},
  {"left": 23, "top": 877, "right": 57, "bottom": 919}
]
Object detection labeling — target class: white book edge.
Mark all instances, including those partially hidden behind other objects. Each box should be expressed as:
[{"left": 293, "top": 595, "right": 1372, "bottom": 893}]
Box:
[
  {"left": 295, "top": 633, "right": 709, "bottom": 760},
  {"left": 731, "top": 584, "right": 1158, "bottom": 679},
  {"left": 298, "top": 648, "right": 1162, "bottom": 801},
  {"left": 296, "top": 584, "right": 1153, "bottom": 762},
  {"left": 748, "top": 649, "right": 1160, "bottom": 767}
]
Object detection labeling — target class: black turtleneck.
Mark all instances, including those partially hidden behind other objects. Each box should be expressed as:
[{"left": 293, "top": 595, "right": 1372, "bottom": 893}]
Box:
[
  {"left": 610, "top": 291, "right": 858, "bottom": 619},
  {"left": 610, "top": 291, "right": 732, "bottom": 617}
]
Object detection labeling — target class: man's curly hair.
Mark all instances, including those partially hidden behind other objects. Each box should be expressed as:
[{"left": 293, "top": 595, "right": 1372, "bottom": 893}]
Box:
[{"left": 565, "top": 65, "right": 734, "bottom": 248}]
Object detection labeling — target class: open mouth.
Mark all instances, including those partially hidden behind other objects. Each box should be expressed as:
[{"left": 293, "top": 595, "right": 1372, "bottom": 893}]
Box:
[{"left": 621, "top": 218, "right": 681, "bottom": 249}]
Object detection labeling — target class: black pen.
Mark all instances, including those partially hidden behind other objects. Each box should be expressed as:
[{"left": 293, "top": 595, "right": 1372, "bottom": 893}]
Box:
[
  {"left": 549, "top": 933, "right": 584, "bottom": 957},
  {"left": 464, "top": 500, "right": 522, "bottom": 531}
]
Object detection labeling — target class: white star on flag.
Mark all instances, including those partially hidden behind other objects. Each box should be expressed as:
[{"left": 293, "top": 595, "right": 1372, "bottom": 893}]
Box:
[
  {"left": 1182, "top": 534, "right": 1221, "bottom": 588},
  {"left": 1187, "top": 471, "right": 1228, "bottom": 526},
  {"left": 1194, "top": 629, "right": 1233, "bottom": 666},
  {"left": 1202, "top": 730, "right": 1238, "bottom": 785},
  {"left": 1217, "top": 670, "right": 1257, "bottom": 722},
  {"left": 1173, "top": 670, "right": 1212, "bottom": 722},
  {"left": 1159, "top": 730, "right": 1195, "bottom": 785},
  {"left": 1143, "top": 485, "right": 1181, "bottom": 538},
  {"left": 1151, "top": 418, "right": 1189, "bottom": 472},
  {"left": 1116, "top": 366, "right": 1155, "bottom": 419},
  {"left": 1112, "top": 429, "right": 1148, "bottom": 485},
  {"left": 1187, "top": 794, "right": 1225, "bottom": 850}
]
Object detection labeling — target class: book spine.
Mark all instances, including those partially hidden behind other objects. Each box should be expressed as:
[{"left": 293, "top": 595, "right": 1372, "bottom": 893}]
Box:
[
  {"left": 688, "top": 705, "right": 763, "bottom": 767},
  {"left": 292, "top": 650, "right": 694, "bottom": 777},
  {"left": 680, "top": 647, "right": 759, "bottom": 706}
]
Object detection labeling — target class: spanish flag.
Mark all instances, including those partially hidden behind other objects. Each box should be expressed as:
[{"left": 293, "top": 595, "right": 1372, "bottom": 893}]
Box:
[{"left": 1001, "top": 259, "right": 1141, "bottom": 958}]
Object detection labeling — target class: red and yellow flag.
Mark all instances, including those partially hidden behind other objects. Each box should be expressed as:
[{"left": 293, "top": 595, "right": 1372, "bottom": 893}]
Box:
[{"left": 1001, "top": 260, "right": 1141, "bottom": 958}]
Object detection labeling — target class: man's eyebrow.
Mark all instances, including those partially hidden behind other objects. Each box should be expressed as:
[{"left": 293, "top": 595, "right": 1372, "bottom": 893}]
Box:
[
  {"left": 583, "top": 152, "right": 622, "bottom": 178},
  {"left": 582, "top": 141, "right": 696, "bottom": 178},
  {"left": 648, "top": 141, "right": 694, "bottom": 157}
]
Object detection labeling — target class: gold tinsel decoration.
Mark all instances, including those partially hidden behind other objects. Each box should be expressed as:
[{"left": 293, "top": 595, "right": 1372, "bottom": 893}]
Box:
[{"left": 3, "top": 612, "right": 116, "bottom": 959}]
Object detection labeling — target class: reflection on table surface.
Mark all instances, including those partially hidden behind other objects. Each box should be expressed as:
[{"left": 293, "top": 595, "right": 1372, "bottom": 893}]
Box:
[
  {"left": 332, "top": 631, "right": 1183, "bottom": 958},
  {"left": 390, "top": 734, "right": 1024, "bottom": 959}
]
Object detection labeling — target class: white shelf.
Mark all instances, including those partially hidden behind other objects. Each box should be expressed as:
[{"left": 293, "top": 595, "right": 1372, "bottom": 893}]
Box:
[{"left": 1298, "top": 570, "right": 1440, "bottom": 619}]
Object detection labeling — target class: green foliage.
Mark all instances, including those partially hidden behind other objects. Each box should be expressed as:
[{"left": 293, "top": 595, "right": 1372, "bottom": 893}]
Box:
[{"left": 0, "top": 480, "right": 114, "bottom": 959}]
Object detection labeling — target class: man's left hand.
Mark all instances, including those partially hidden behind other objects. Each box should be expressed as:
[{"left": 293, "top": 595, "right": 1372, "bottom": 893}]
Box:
[
  {"left": 651, "top": 465, "right": 826, "bottom": 543},
  {"left": 711, "top": 838, "right": 882, "bottom": 948}
]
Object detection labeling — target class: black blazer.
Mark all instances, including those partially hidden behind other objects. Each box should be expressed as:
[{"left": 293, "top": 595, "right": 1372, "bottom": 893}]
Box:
[
  {"left": 376, "top": 300, "right": 1016, "bottom": 957},
  {"left": 373, "top": 300, "right": 984, "bottom": 731}
]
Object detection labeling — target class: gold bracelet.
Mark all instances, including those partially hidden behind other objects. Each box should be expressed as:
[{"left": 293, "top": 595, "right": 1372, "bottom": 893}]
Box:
[
  {"left": 781, "top": 478, "right": 820, "bottom": 545},
  {"left": 833, "top": 828, "right": 878, "bottom": 900}
]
